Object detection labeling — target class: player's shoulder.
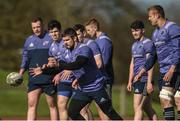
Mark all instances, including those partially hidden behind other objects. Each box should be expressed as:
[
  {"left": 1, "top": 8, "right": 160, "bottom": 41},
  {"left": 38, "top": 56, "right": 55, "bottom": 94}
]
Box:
[
  {"left": 79, "top": 43, "right": 88, "bottom": 49},
  {"left": 24, "top": 35, "right": 36, "bottom": 45},
  {"left": 26, "top": 35, "right": 34, "bottom": 41},
  {"left": 78, "top": 43, "right": 91, "bottom": 52},
  {"left": 142, "top": 38, "right": 152, "bottom": 44},
  {"left": 87, "top": 39, "right": 98, "bottom": 46},
  {"left": 86, "top": 39, "right": 94, "bottom": 45},
  {"left": 165, "top": 21, "right": 176, "bottom": 29},
  {"left": 99, "top": 33, "right": 111, "bottom": 40},
  {"left": 44, "top": 32, "right": 52, "bottom": 40},
  {"left": 98, "top": 33, "right": 112, "bottom": 45},
  {"left": 166, "top": 21, "right": 180, "bottom": 34}
]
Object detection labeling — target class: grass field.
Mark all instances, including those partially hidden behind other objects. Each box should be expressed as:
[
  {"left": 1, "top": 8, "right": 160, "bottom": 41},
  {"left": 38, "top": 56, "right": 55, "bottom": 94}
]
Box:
[{"left": 0, "top": 69, "right": 164, "bottom": 119}]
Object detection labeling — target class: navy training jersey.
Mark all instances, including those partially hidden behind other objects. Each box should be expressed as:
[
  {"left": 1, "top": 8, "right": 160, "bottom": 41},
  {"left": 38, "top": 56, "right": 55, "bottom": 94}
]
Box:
[
  {"left": 20, "top": 32, "right": 53, "bottom": 84},
  {"left": 132, "top": 37, "right": 155, "bottom": 82},
  {"left": 62, "top": 43, "right": 105, "bottom": 92},
  {"left": 96, "top": 32, "right": 114, "bottom": 84},
  {"left": 152, "top": 21, "right": 180, "bottom": 74},
  {"left": 49, "top": 40, "right": 75, "bottom": 84},
  {"left": 84, "top": 38, "right": 109, "bottom": 82}
]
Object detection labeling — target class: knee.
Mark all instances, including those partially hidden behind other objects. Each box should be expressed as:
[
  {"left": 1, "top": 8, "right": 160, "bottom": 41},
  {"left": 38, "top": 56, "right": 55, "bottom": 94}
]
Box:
[
  {"left": 159, "top": 89, "right": 174, "bottom": 108},
  {"left": 58, "top": 99, "right": 68, "bottom": 111},
  {"left": 174, "top": 91, "right": 180, "bottom": 108},
  {"left": 58, "top": 103, "right": 67, "bottom": 112},
  {"left": 134, "top": 106, "right": 143, "bottom": 113},
  {"left": 175, "top": 98, "right": 180, "bottom": 108},
  {"left": 160, "top": 98, "right": 173, "bottom": 108},
  {"left": 28, "top": 100, "right": 37, "bottom": 109},
  {"left": 48, "top": 101, "right": 56, "bottom": 109},
  {"left": 80, "top": 108, "right": 87, "bottom": 116}
]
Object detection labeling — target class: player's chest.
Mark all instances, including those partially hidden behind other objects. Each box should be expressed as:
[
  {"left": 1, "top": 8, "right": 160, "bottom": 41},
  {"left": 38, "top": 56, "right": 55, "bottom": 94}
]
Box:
[
  {"left": 132, "top": 43, "right": 145, "bottom": 56},
  {"left": 27, "top": 39, "right": 51, "bottom": 50},
  {"left": 154, "top": 29, "right": 170, "bottom": 47}
]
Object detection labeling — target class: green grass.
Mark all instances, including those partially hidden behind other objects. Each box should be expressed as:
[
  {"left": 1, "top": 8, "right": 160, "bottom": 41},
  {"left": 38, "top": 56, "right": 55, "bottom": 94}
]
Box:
[{"left": 0, "top": 69, "right": 164, "bottom": 118}]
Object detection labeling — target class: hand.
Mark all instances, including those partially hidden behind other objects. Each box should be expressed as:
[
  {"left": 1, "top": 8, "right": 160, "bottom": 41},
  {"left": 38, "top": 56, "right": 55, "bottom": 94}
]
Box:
[
  {"left": 52, "top": 73, "right": 61, "bottom": 85},
  {"left": 47, "top": 57, "right": 58, "bottom": 68},
  {"left": 42, "top": 64, "right": 48, "bottom": 69},
  {"left": 127, "top": 82, "right": 132, "bottom": 92},
  {"left": 134, "top": 74, "right": 141, "bottom": 82},
  {"left": 134, "top": 68, "right": 146, "bottom": 82},
  {"left": 60, "top": 70, "right": 72, "bottom": 80},
  {"left": 72, "top": 79, "right": 78, "bottom": 89},
  {"left": 163, "top": 69, "right": 174, "bottom": 82},
  {"left": 29, "top": 67, "right": 42, "bottom": 77},
  {"left": 147, "top": 82, "right": 154, "bottom": 94},
  {"left": 19, "top": 69, "right": 24, "bottom": 76}
]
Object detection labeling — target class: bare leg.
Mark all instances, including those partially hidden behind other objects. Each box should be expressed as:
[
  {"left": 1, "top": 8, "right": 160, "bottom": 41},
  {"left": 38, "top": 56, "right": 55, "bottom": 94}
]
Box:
[
  {"left": 143, "top": 95, "right": 158, "bottom": 120},
  {"left": 133, "top": 94, "right": 146, "bottom": 120},
  {"left": 27, "top": 88, "right": 42, "bottom": 121},
  {"left": 45, "top": 94, "right": 58, "bottom": 120},
  {"left": 58, "top": 95, "right": 69, "bottom": 120},
  {"left": 80, "top": 103, "right": 94, "bottom": 120},
  {"left": 95, "top": 102, "right": 109, "bottom": 120}
]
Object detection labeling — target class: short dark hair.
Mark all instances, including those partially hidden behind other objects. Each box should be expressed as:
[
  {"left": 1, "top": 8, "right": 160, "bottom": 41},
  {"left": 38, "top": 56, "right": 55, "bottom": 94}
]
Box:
[
  {"left": 48, "top": 20, "right": 62, "bottom": 31},
  {"left": 130, "top": 20, "right": 144, "bottom": 29},
  {"left": 63, "top": 28, "right": 77, "bottom": 38},
  {"left": 73, "top": 24, "right": 85, "bottom": 33},
  {"left": 85, "top": 18, "right": 100, "bottom": 30},
  {"left": 31, "top": 17, "right": 43, "bottom": 23},
  {"left": 148, "top": 5, "right": 165, "bottom": 18}
]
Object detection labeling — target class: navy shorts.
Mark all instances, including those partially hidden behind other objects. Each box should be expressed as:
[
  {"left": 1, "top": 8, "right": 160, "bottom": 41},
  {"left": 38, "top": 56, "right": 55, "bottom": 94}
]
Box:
[
  {"left": 28, "top": 82, "right": 57, "bottom": 96},
  {"left": 174, "top": 73, "right": 180, "bottom": 91},
  {"left": 158, "top": 73, "right": 177, "bottom": 90},
  {"left": 133, "top": 81, "right": 147, "bottom": 96},
  {"left": 57, "top": 82, "right": 74, "bottom": 97},
  {"left": 71, "top": 87, "right": 111, "bottom": 105}
]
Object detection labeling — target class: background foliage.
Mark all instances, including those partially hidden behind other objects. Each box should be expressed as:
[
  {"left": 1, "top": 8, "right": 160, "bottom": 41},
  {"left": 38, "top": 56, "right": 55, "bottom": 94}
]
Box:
[{"left": 1, "top": 0, "right": 179, "bottom": 83}]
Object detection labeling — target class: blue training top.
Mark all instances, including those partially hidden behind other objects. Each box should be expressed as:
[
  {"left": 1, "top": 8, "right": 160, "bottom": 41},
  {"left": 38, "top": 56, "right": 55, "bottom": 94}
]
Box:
[
  {"left": 49, "top": 40, "right": 75, "bottom": 84},
  {"left": 96, "top": 32, "right": 114, "bottom": 84},
  {"left": 20, "top": 32, "right": 53, "bottom": 84},
  {"left": 61, "top": 43, "right": 105, "bottom": 92},
  {"left": 132, "top": 37, "right": 155, "bottom": 82},
  {"left": 152, "top": 21, "right": 180, "bottom": 74}
]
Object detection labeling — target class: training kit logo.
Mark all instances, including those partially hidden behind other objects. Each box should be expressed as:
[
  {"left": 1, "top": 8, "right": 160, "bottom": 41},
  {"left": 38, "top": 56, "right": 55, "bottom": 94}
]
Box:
[
  {"left": 29, "top": 42, "right": 34, "bottom": 48},
  {"left": 100, "top": 97, "right": 107, "bottom": 103},
  {"left": 135, "top": 89, "right": 139, "bottom": 93},
  {"left": 43, "top": 41, "right": 49, "bottom": 46}
]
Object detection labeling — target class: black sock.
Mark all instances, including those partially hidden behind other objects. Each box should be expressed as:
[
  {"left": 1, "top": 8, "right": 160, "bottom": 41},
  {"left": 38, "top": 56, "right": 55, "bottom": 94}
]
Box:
[
  {"left": 177, "top": 110, "right": 180, "bottom": 120},
  {"left": 164, "top": 107, "right": 175, "bottom": 120}
]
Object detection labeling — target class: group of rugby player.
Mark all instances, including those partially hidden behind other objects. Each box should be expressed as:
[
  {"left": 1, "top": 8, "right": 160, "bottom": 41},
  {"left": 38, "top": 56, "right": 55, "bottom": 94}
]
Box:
[
  {"left": 19, "top": 4, "right": 180, "bottom": 120},
  {"left": 19, "top": 15, "right": 123, "bottom": 120}
]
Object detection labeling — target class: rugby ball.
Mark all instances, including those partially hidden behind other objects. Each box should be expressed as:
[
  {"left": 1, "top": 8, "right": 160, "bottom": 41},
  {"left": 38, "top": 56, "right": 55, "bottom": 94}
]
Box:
[{"left": 6, "top": 72, "right": 23, "bottom": 86}]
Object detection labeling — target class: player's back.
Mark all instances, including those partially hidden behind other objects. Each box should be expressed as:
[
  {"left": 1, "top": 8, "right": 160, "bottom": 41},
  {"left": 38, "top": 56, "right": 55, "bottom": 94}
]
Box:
[{"left": 96, "top": 32, "right": 114, "bottom": 84}]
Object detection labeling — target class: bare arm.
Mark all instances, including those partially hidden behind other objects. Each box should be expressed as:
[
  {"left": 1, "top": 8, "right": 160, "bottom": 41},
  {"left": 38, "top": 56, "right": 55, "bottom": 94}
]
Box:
[
  {"left": 19, "top": 68, "right": 25, "bottom": 76},
  {"left": 127, "top": 58, "right": 134, "bottom": 92},
  {"left": 147, "top": 66, "right": 154, "bottom": 94},
  {"left": 163, "top": 65, "right": 176, "bottom": 82},
  {"left": 94, "top": 54, "right": 103, "bottom": 69}
]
